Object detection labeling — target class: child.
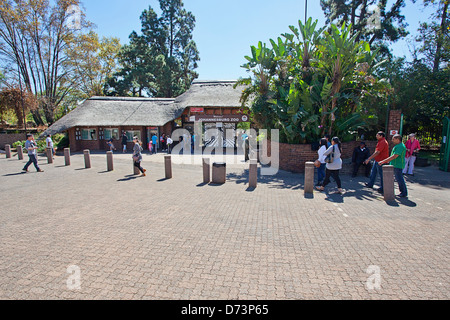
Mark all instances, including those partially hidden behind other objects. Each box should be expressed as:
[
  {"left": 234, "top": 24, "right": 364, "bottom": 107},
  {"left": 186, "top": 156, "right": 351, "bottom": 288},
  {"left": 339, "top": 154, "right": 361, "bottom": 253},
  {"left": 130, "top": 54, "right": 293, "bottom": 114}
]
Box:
[{"left": 107, "top": 139, "right": 116, "bottom": 152}]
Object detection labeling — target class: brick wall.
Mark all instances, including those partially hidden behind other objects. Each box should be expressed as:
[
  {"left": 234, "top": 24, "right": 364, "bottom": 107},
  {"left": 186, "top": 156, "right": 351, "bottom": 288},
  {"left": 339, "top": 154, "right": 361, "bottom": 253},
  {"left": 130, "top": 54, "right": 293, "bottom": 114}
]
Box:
[
  {"left": 264, "top": 140, "right": 379, "bottom": 173},
  {"left": 0, "top": 133, "right": 28, "bottom": 149}
]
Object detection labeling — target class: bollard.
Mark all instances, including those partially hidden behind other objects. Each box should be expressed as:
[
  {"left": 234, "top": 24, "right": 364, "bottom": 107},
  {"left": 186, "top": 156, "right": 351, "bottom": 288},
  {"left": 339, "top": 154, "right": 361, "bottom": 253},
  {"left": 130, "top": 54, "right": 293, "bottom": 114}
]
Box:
[
  {"left": 304, "top": 162, "right": 315, "bottom": 195},
  {"left": 107, "top": 151, "right": 114, "bottom": 171},
  {"left": 212, "top": 162, "right": 226, "bottom": 184},
  {"left": 165, "top": 155, "right": 172, "bottom": 179},
  {"left": 5, "top": 144, "right": 11, "bottom": 158},
  {"left": 17, "top": 145, "right": 23, "bottom": 160},
  {"left": 133, "top": 156, "right": 140, "bottom": 175},
  {"left": 84, "top": 150, "right": 91, "bottom": 169},
  {"left": 249, "top": 159, "right": 258, "bottom": 188},
  {"left": 382, "top": 165, "right": 395, "bottom": 202},
  {"left": 46, "top": 147, "right": 53, "bottom": 164},
  {"left": 202, "top": 158, "right": 211, "bottom": 184},
  {"left": 64, "top": 148, "right": 71, "bottom": 166}
]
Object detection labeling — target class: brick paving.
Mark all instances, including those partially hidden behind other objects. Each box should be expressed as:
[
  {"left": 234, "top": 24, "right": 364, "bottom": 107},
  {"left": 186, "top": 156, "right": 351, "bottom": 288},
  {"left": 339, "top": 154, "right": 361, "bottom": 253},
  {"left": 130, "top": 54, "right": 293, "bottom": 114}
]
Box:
[{"left": 0, "top": 151, "right": 449, "bottom": 300}]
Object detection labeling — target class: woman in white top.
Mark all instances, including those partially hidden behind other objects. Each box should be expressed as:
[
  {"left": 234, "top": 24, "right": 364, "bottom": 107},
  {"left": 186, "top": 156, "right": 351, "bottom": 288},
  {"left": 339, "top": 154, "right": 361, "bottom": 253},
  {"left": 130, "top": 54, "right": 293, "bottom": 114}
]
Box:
[
  {"left": 316, "top": 137, "right": 343, "bottom": 194},
  {"left": 316, "top": 138, "right": 328, "bottom": 186}
]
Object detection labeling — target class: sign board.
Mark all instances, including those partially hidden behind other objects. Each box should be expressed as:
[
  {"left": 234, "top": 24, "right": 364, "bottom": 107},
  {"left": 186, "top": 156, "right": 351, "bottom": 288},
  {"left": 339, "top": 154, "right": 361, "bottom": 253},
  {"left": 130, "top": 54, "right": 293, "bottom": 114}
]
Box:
[
  {"left": 189, "top": 114, "right": 249, "bottom": 123},
  {"left": 390, "top": 130, "right": 398, "bottom": 136},
  {"left": 190, "top": 108, "right": 204, "bottom": 113}
]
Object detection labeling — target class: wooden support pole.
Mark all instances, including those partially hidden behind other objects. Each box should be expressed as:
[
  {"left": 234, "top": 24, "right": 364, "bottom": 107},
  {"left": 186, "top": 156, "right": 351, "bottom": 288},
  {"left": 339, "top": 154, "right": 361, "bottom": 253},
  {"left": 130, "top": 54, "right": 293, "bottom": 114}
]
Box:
[
  {"left": 304, "top": 162, "right": 315, "bottom": 195},
  {"left": 84, "top": 150, "right": 91, "bottom": 169},
  {"left": 165, "top": 155, "right": 172, "bottom": 179},
  {"left": 64, "top": 148, "right": 71, "bottom": 166}
]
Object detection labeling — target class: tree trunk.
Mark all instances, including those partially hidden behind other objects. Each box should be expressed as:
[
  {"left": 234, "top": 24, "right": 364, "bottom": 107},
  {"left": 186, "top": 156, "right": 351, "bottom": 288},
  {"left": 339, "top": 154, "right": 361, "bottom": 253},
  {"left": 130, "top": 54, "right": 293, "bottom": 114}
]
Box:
[{"left": 433, "top": 1, "right": 449, "bottom": 73}]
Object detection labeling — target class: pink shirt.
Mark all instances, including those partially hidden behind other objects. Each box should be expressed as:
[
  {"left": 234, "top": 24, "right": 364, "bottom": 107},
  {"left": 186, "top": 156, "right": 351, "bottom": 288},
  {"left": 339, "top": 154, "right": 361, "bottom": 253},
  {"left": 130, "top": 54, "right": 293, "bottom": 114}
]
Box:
[{"left": 405, "top": 139, "right": 420, "bottom": 158}]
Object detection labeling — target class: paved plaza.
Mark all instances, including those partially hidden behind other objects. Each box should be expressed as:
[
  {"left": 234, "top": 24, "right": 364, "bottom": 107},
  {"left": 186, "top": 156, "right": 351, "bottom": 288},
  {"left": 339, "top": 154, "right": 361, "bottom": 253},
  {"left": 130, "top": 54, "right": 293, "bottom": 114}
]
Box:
[{"left": 0, "top": 151, "right": 449, "bottom": 300}]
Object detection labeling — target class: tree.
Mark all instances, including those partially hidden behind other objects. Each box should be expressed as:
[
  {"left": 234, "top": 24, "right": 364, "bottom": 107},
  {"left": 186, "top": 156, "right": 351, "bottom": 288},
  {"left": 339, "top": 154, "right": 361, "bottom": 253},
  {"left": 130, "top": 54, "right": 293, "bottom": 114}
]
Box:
[
  {"left": 107, "top": 0, "right": 199, "bottom": 98},
  {"left": 238, "top": 18, "right": 388, "bottom": 144},
  {"left": 65, "top": 31, "right": 121, "bottom": 99},
  {"left": 412, "top": 0, "right": 449, "bottom": 72},
  {"left": 0, "top": 87, "right": 37, "bottom": 127},
  {"left": 320, "top": 0, "right": 409, "bottom": 56},
  {"left": 0, "top": 0, "right": 91, "bottom": 125}
]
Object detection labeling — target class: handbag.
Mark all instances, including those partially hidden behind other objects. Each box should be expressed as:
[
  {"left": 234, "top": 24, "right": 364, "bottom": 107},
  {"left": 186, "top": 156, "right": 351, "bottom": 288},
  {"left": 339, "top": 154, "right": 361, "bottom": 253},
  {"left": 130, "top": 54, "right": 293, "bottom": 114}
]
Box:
[
  {"left": 325, "top": 146, "right": 335, "bottom": 164},
  {"left": 132, "top": 154, "right": 140, "bottom": 162}
]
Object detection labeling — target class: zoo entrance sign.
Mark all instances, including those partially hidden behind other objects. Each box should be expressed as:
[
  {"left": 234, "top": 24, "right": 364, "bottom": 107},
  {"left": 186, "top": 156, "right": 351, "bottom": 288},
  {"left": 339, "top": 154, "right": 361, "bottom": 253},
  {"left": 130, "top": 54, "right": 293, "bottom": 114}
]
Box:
[{"left": 189, "top": 115, "right": 249, "bottom": 123}]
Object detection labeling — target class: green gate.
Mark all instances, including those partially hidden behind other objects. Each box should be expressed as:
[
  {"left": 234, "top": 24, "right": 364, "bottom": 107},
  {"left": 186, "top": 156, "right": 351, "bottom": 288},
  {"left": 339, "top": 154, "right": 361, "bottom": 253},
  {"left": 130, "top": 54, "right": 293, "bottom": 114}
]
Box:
[{"left": 439, "top": 117, "right": 450, "bottom": 172}]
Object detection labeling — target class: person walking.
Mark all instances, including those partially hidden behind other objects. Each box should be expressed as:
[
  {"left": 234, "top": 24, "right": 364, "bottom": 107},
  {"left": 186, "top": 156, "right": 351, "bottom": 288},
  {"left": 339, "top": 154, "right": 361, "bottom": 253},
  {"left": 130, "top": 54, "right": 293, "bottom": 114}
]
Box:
[
  {"left": 22, "top": 134, "right": 44, "bottom": 173},
  {"left": 379, "top": 134, "right": 408, "bottom": 198},
  {"left": 132, "top": 136, "right": 146, "bottom": 176},
  {"left": 107, "top": 139, "right": 116, "bottom": 152},
  {"left": 315, "top": 137, "right": 344, "bottom": 194},
  {"left": 403, "top": 133, "right": 421, "bottom": 176},
  {"left": 352, "top": 141, "right": 371, "bottom": 177},
  {"left": 122, "top": 132, "right": 128, "bottom": 153},
  {"left": 316, "top": 138, "right": 328, "bottom": 186},
  {"left": 364, "top": 131, "right": 389, "bottom": 194}
]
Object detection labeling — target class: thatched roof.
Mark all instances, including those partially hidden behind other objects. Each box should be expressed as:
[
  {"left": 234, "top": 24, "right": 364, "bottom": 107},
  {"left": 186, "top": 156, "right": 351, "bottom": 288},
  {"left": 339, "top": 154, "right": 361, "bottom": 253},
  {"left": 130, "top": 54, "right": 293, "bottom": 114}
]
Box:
[
  {"left": 175, "top": 80, "right": 247, "bottom": 108},
  {"left": 43, "top": 80, "right": 247, "bottom": 136}
]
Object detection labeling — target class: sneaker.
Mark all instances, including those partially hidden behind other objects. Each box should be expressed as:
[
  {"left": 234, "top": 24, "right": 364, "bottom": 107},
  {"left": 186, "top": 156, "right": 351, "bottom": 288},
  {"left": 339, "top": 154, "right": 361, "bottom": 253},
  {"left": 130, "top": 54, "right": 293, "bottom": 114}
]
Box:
[
  {"left": 22, "top": 168, "right": 28, "bottom": 172},
  {"left": 37, "top": 169, "right": 44, "bottom": 172},
  {"left": 364, "top": 183, "right": 373, "bottom": 189},
  {"left": 315, "top": 186, "right": 325, "bottom": 192},
  {"left": 397, "top": 194, "right": 408, "bottom": 198},
  {"left": 376, "top": 188, "right": 384, "bottom": 194},
  {"left": 337, "top": 188, "right": 344, "bottom": 194}
]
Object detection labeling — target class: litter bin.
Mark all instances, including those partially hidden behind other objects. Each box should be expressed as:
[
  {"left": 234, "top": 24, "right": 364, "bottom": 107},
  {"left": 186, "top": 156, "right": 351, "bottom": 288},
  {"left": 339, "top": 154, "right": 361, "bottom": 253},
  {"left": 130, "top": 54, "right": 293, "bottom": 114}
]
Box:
[{"left": 212, "top": 162, "right": 226, "bottom": 184}]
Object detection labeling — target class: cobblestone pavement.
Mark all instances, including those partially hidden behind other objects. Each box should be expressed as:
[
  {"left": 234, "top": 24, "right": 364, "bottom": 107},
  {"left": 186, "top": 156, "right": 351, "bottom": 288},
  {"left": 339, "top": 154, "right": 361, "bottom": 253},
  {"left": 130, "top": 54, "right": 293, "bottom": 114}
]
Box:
[{"left": 0, "top": 151, "right": 449, "bottom": 300}]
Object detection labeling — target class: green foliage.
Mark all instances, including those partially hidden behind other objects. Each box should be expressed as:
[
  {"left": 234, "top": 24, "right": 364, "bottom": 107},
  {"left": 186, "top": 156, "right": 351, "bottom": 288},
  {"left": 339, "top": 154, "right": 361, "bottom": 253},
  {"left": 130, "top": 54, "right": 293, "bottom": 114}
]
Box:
[
  {"left": 105, "top": 0, "right": 200, "bottom": 98},
  {"left": 239, "top": 18, "right": 389, "bottom": 144}
]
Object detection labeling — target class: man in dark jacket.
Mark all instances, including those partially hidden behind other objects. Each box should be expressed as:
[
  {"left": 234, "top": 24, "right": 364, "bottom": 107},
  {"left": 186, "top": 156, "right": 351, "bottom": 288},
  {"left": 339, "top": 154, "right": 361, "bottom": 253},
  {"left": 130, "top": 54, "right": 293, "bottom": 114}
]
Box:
[{"left": 352, "top": 141, "right": 371, "bottom": 177}]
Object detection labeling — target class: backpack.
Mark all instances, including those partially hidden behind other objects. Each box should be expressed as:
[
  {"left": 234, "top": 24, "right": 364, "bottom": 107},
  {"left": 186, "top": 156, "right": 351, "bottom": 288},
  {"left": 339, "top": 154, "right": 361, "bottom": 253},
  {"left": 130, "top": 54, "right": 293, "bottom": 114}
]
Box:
[{"left": 325, "top": 146, "right": 335, "bottom": 164}]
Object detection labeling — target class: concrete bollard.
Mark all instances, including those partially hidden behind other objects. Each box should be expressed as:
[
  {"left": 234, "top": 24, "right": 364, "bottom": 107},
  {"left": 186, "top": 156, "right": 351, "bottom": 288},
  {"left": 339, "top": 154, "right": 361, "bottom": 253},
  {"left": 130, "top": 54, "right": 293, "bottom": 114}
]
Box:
[
  {"left": 249, "top": 159, "right": 258, "bottom": 188},
  {"left": 202, "top": 158, "right": 211, "bottom": 184},
  {"left": 107, "top": 151, "right": 114, "bottom": 171},
  {"left": 5, "top": 144, "right": 11, "bottom": 158},
  {"left": 133, "top": 160, "right": 140, "bottom": 175},
  {"left": 304, "top": 162, "right": 315, "bottom": 195},
  {"left": 46, "top": 147, "right": 53, "bottom": 164},
  {"left": 212, "top": 162, "right": 226, "bottom": 184},
  {"left": 84, "top": 150, "right": 91, "bottom": 169},
  {"left": 382, "top": 165, "right": 395, "bottom": 202},
  {"left": 165, "top": 155, "right": 172, "bottom": 179},
  {"left": 64, "top": 148, "right": 71, "bottom": 166},
  {"left": 17, "top": 145, "right": 24, "bottom": 160}
]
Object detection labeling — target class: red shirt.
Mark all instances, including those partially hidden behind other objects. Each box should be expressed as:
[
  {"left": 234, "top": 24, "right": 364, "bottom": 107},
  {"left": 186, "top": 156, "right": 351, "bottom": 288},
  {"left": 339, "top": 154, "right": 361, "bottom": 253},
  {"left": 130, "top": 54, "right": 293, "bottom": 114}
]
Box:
[{"left": 374, "top": 138, "right": 389, "bottom": 162}]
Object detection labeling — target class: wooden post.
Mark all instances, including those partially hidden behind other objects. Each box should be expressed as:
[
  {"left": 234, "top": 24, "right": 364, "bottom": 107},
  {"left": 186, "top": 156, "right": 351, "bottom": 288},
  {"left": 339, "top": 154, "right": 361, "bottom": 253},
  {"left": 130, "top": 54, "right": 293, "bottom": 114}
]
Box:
[
  {"left": 64, "top": 148, "right": 71, "bottom": 166},
  {"left": 165, "top": 155, "right": 172, "bottom": 179},
  {"left": 17, "top": 145, "right": 24, "bottom": 160},
  {"left": 107, "top": 151, "right": 114, "bottom": 171},
  {"left": 46, "top": 147, "right": 53, "bottom": 164},
  {"left": 84, "top": 150, "right": 91, "bottom": 169},
  {"left": 202, "top": 157, "right": 210, "bottom": 184},
  {"left": 249, "top": 159, "right": 258, "bottom": 188},
  {"left": 304, "top": 162, "right": 315, "bottom": 195},
  {"left": 382, "top": 165, "right": 395, "bottom": 202},
  {"left": 5, "top": 144, "right": 11, "bottom": 158}
]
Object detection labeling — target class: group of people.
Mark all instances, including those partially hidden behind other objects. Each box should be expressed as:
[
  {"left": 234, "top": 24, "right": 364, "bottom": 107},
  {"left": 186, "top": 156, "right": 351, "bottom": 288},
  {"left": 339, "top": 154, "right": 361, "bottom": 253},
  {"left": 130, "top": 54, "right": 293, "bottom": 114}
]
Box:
[{"left": 314, "top": 132, "right": 421, "bottom": 198}]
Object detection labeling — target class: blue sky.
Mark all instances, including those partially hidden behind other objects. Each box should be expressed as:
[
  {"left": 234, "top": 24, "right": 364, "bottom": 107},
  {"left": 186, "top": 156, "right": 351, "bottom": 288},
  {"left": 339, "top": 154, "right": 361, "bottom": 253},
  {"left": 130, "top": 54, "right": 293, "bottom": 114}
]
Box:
[{"left": 82, "top": 0, "right": 434, "bottom": 81}]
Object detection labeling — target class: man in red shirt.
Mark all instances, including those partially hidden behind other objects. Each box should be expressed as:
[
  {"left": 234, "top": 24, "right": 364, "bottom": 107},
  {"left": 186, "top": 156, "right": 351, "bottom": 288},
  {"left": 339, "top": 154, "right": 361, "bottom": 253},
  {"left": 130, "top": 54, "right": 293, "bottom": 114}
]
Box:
[{"left": 364, "top": 131, "right": 390, "bottom": 193}]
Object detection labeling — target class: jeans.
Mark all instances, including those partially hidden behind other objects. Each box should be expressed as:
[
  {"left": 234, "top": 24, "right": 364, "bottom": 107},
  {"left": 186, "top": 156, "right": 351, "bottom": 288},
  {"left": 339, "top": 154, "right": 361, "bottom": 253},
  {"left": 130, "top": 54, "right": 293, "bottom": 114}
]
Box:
[
  {"left": 24, "top": 154, "right": 40, "bottom": 171},
  {"left": 403, "top": 156, "right": 416, "bottom": 175},
  {"left": 322, "top": 169, "right": 341, "bottom": 188},
  {"left": 368, "top": 161, "right": 383, "bottom": 190},
  {"left": 317, "top": 163, "right": 326, "bottom": 184},
  {"left": 394, "top": 168, "right": 408, "bottom": 196}
]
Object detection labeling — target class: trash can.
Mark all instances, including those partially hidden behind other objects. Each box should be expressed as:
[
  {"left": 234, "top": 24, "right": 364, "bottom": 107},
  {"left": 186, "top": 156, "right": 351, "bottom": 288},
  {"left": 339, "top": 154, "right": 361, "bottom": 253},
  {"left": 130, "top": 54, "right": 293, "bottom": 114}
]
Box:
[{"left": 212, "top": 162, "right": 226, "bottom": 184}]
